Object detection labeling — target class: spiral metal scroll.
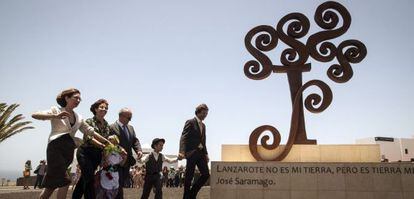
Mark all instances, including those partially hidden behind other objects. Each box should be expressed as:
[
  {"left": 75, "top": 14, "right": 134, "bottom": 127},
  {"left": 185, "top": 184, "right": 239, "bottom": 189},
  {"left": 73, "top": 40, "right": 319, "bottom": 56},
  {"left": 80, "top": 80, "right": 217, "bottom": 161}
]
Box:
[
  {"left": 244, "top": 1, "right": 367, "bottom": 161},
  {"left": 244, "top": 25, "right": 278, "bottom": 80},
  {"left": 249, "top": 80, "right": 332, "bottom": 161}
]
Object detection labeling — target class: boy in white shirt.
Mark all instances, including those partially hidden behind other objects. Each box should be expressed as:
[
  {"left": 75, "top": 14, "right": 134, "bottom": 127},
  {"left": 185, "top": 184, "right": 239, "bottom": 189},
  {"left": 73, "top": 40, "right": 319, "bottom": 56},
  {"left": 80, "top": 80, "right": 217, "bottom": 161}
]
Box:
[{"left": 140, "top": 138, "right": 178, "bottom": 199}]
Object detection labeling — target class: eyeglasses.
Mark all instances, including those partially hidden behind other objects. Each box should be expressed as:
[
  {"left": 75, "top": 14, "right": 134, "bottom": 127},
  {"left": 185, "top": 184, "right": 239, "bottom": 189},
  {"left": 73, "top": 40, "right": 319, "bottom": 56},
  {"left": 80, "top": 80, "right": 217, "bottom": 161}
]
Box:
[
  {"left": 122, "top": 115, "right": 132, "bottom": 121},
  {"left": 71, "top": 96, "right": 82, "bottom": 101},
  {"left": 98, "top": 106, "right": 108, "bottom": 111}
]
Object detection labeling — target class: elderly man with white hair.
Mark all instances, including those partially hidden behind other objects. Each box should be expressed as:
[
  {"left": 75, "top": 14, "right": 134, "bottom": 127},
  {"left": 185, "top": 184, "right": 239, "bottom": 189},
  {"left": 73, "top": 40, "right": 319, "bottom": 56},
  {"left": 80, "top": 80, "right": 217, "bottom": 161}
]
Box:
[{"left": 110, "top": 108, "right": 143, "bottom": 199}]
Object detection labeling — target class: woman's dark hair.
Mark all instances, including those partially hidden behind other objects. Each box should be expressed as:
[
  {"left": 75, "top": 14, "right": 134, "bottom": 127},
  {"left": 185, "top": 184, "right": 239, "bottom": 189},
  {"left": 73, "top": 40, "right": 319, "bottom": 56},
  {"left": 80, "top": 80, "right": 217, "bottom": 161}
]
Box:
[
  {"left": 56, "top": 88, "right": 80, "bottom": 107},
  {"left": 195, "top": 103, "right": 209, "bottom": 115},
  {"left": 90, "top": 99, "right": 109, "bottom": 115}
]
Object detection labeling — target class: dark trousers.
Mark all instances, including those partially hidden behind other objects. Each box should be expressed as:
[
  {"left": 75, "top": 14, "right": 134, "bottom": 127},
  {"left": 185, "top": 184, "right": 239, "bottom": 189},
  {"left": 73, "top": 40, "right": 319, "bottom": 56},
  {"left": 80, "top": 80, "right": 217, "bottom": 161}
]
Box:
[
  {"left": 115, "top": 165, "right": 131, "bottom": 199},
  {"left": 72, "top": 146, "right": 102, "bottom": 199},
  {"left": 34, "top": 174, "right": 44, "bottom": 189},
  {"left": 183, "top": 150, "right": 210, "bottom": 199},
  {"left": 141, "top": 174, "right": 162, "bottom": 199}
]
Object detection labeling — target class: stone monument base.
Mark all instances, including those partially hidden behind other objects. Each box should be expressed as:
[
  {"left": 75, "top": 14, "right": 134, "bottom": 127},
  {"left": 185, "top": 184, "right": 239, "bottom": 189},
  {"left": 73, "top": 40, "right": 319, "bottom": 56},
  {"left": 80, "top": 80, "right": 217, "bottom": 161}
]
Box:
[
  {"left": 211, "top": 162, "right": 414, "bottom": 199},
  {"left": 222, "top": 144, "right": 380, "bottom": 162}
]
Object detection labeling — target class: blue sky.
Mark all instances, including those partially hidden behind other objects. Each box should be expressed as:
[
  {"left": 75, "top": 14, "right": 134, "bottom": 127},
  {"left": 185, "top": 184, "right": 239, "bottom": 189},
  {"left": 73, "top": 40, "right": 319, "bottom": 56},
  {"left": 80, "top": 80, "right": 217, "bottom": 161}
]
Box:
[{"left": 1, "top": 0, "right": 413, "bottom": 179}]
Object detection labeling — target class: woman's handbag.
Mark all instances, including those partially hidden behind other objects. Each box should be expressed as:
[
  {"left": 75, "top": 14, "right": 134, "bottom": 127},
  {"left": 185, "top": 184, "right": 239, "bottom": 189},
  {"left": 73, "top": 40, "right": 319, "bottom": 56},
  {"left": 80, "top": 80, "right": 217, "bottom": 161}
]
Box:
[{"left": 23, "top": 170, "right": 30, "bottom": 177}]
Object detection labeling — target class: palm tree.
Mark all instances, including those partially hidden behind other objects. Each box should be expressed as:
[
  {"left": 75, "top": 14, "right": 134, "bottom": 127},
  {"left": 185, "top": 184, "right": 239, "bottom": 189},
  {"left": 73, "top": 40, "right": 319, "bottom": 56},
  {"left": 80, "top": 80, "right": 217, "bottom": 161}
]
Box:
[{"left": 0, "top": 103, "right": 34, "bottom": 143}]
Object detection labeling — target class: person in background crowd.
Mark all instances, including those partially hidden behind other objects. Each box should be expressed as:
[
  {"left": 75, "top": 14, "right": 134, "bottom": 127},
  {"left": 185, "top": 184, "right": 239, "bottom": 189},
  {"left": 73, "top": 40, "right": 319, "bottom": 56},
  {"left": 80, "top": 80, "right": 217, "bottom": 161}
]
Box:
[
  {"left": 34, "top": 160, "right": 47, "bottom": 189},
  {"left": 174, "top": 170, "right": 180, "bottom": 187},
  {"left": 178, "top": 166, "right": 185, "bottom": 188},
  {"left": 133, "top": 166, "right": 144, "bottom": 188},
  {"left": 168, "top": 167, "right": 175, "bottom": 188},
  {"left": 23, "top": 160, "right": 32, "bottom": 189},
  {"left": 162, "top": 166, "right": 169, "bottom": 187}
]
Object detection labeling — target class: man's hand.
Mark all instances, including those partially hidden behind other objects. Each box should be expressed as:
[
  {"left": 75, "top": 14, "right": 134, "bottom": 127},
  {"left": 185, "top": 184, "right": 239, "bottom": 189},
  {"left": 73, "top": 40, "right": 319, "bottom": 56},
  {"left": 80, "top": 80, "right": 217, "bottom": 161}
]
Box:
[
  {"left": 178, "top": 153, "right": 185, "bottom": 160},
  {"left": 120, "top": 148, "right": 127, "bottom": 157}
]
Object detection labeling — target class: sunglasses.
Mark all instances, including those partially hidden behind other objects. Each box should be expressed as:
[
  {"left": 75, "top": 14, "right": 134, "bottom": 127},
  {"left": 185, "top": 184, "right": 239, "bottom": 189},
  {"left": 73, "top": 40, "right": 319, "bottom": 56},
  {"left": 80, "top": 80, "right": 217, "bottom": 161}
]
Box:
[{"left": 122, "top": 115, "right": 132, "bottom": 121}]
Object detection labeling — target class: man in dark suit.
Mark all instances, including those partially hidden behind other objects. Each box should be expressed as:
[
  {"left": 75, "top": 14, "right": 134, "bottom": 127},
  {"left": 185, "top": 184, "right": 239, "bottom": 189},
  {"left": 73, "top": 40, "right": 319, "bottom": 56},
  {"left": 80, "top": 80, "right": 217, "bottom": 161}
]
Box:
[
  {"left": 110, "top": 108, "right": 143, "bottom": 199},
  {"left": 178, "top": 104, "right": 210, "bottom": 199}
]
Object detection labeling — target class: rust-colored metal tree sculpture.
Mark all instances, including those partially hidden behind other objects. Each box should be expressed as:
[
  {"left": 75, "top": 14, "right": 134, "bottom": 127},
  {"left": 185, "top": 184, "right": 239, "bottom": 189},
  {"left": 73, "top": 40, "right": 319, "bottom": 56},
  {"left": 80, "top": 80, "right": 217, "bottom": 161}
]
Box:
[{"left": 244, "top": 1, "right": 367, "bottom": 161}]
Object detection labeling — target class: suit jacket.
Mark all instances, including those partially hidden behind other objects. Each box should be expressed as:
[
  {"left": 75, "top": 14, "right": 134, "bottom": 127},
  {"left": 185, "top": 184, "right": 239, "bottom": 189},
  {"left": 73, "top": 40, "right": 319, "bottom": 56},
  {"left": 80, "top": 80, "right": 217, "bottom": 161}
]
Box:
[
  {"left": 179, "top": 117, "right": 208, "bottom": 156},
  {"left": 110, "top": 122, "right": 142, "bottom": 167}
]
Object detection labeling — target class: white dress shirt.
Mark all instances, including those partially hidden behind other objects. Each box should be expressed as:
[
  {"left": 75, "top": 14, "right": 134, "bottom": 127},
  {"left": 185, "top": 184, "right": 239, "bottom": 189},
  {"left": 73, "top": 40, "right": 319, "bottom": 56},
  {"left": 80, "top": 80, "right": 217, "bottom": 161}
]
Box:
[
  {"left": 141, "top": 151, "right": 177, "bottom": 164},
  {"left": 195, "top": 116, "right": 204, "bottom": 149}
]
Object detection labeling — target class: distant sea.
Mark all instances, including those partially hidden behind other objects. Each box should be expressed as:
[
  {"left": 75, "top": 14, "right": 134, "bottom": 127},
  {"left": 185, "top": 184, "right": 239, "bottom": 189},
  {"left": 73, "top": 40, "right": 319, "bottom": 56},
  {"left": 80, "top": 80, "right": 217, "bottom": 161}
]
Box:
[{"left": 0, "top": 170, "right": 21, "bottom": 182}]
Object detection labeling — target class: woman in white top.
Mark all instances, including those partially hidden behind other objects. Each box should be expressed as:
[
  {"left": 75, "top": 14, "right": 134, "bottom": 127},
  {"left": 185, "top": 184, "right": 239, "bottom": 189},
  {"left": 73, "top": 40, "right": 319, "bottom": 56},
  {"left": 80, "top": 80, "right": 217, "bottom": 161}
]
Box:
[{"left": 32, "top": 88, "right": 110, "bottom": 199}]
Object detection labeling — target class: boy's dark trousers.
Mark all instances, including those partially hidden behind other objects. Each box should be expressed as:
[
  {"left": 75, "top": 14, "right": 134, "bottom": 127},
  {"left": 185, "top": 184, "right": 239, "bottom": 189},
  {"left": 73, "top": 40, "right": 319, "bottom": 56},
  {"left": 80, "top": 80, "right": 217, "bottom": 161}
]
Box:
[{"left": 141, "top": 173, "right": 162, "bottom": 199}]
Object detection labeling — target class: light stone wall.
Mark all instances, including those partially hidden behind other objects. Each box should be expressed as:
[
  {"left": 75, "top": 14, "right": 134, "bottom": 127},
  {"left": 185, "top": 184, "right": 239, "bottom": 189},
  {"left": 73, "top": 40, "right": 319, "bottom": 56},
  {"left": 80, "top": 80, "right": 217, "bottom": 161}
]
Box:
[
  {"left": 356, "top": 137, "right": 414, "bottom": 162},
  {"left": 221, "top": 144, "right": 380, "bottom": 162},
  {"left": 400, "top": 138, "right": 414, "bottom": 161},
  {"left": 211, "top": 162, "right": 414, "bottom": 199}
]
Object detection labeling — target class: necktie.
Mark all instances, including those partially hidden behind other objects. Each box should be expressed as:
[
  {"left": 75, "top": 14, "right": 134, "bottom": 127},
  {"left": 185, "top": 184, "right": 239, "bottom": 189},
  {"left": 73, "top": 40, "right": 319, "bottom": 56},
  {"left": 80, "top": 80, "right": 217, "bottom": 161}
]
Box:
[
  {"left": 198, "top": 121, "right": 204, "bottom": 149},
  {"left": 123, "top": 125, "right": 130, "bottom": 141},
  {"left": 198, "top": 121, "right": 203, "bottom": 135}
]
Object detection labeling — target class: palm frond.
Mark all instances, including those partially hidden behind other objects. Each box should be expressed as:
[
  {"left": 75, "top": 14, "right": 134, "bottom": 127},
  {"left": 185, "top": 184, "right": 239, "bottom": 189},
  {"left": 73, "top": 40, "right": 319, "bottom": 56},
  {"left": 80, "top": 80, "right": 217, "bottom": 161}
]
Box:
[
  {"left": 0, "top": 114, "right": 24, "bottom": 133},
  {"left": 5, "top": 114, "right": 24, "bottom": 127},
  {"left": 0, "top": 104, "right": 19, "bottom": 128},
  {"left": 0, "top": 103, "right": 7, "bottom": 112},
  {"left": 0, "top": 121, "right": 34, "bottom": 141},
  {"left": 0, "top": 126, "right": 34, "bottom": 143},
  {"left": 0, "top": 103, "right": 34, "bottom": 144}
]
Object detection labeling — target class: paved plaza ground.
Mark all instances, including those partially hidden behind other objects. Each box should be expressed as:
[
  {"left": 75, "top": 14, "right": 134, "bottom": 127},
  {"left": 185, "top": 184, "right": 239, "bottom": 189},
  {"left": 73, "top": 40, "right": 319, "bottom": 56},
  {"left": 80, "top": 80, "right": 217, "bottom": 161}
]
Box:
[{"left": 0, "top": 186, "right": 210, "bottom": 199}]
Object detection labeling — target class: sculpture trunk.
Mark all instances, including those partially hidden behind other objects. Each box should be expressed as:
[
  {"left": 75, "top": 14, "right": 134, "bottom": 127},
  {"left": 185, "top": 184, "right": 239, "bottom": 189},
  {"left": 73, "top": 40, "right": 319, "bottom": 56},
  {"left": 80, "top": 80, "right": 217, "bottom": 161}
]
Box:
[{"left": 287, "top": 71, "right": 317, "bottom": 144}]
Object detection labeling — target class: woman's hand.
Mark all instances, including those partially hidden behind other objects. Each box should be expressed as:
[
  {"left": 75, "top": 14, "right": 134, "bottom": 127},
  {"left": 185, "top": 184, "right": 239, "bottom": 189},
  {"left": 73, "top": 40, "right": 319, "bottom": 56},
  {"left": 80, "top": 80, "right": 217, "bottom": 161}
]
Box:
[
  {"left": 98, "top": 142, "right": 106, "bottom": 149},
  {"left": 102, "top": 160, "right": 109, "bottom": 168},
  {"left": 54, "top": 111, "right": 71, "bottom": 119}
]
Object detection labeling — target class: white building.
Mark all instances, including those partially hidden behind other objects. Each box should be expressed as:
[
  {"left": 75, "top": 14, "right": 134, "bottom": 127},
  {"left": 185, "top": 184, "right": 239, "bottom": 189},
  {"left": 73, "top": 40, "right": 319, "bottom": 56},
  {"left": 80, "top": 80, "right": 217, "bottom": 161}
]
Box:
[{"left": 356, "top": 137, "right": 414, "bottom": 162}]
